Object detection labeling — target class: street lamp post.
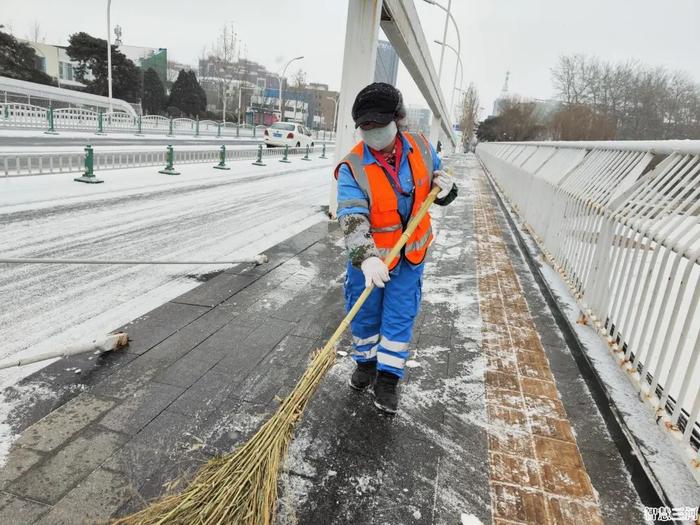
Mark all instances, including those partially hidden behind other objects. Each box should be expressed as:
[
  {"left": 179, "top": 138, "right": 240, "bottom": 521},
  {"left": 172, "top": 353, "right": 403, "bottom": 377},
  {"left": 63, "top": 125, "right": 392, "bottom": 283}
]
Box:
[
  {"left": 277, "top": 56, "right": 303, "bottom": 122},
  {"left": 325, "top": 95, "right": 339, "bottom": 135},
  {"left": 107, "top": 0, "right": 113, "bottom": 113},
  {"left": 434, "top": 39, "right": 463, "bottom": 123},
  {"left": 423, "top": 0, "right": 462, "bottom": 135}
]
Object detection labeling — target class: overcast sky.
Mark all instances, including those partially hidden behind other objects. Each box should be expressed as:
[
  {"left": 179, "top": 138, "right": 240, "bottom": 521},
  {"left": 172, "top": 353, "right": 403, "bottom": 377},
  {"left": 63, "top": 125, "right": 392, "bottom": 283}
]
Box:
[{"left": 3, "top": 0, "right": 699, "bottom": 118}]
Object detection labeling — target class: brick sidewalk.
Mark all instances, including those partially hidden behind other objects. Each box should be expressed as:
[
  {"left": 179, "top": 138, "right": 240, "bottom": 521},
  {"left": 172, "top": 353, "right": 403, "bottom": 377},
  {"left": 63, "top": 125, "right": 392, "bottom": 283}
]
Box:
[
  {"left": 0, "top": 154, "right": 643, "bottom": 524},
  {"left": 475, "top": 173, "right": 603, "bottom": 524}
]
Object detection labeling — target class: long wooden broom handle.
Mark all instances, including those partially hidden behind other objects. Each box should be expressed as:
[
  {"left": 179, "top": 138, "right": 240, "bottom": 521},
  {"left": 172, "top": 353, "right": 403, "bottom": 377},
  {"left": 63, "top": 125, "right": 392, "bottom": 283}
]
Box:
[{"left": 322, "top": 184, "right": 442, "bottom": 353}]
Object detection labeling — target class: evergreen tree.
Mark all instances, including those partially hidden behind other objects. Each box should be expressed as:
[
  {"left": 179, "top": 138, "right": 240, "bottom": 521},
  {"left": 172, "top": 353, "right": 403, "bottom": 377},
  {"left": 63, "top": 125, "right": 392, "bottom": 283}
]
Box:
[
  {"left": 142, "top": 67, "right": 166, "bottom": 115},
  {"left": 190, "top": 70, "right": 207, "bottom": 116},
  {"left": 66, "top": 32, "right": 141, "bottom": 102},
  {"left": 0, "top": 28, "right": 56, "bottom": 86},
  {"left": 168, "top": 70, "right": 207, "bottom": 117}
]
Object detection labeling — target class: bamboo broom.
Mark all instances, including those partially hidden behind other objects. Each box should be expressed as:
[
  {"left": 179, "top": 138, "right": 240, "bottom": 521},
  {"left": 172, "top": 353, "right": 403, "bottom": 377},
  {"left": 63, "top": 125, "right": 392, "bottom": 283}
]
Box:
[{"left": 113, "top": 182, "right": 444, "bottom": 525}]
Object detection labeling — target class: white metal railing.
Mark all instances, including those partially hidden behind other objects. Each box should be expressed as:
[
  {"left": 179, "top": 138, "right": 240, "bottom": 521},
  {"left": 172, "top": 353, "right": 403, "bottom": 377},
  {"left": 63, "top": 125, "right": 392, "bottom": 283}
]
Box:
[
  {"left": 477, "top": 140, "right": 700, "bottom": 468},
  {"left": 140, "top": 115, "right": 170, "bottom": 130},
  {"left": 53, "top": 107, "right": 99, "bottom": 130},
  {"left": 104, "top": 112, "right": 136, "bottom": 130},
  {"left": 0, "top": 104, "right": 337, "bottom": 142},
  {"left": 1, "top": 103, "right": 48, "bottom": 127},
  {"left": 0, "top": 144, "right": 334, "bottom": 177}
]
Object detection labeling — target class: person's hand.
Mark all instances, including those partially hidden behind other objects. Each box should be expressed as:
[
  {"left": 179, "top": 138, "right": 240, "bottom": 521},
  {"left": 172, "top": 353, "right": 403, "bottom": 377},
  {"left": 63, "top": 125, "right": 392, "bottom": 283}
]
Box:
[
  {"left": 433, "top": 170, "right": 454, "bottom": 199},
  {"left": 360, "top": 256, "right": 390, "bottom": 288}
]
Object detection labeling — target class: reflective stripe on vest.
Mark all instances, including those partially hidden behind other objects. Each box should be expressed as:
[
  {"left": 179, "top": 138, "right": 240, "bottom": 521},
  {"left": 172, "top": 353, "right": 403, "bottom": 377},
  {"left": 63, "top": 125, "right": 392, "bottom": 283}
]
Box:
[
  {"left": 406, "top": 224, "right": 433, "bottom": 253},
  {"left": 334, "top": 131, "right": 434, "bottom": 269}
]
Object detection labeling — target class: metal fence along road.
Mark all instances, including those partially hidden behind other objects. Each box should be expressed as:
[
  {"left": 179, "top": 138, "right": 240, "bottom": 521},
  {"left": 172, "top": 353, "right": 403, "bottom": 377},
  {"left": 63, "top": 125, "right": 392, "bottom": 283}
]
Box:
[
  {"left": 0, "top": 103, "right": 337, "bottom": 142},
  {"left": 1, "top": 144, "right": 334, "bottom": 177},
  {"left": 477, "top": 140, "right": 700, "bottom": 475}
]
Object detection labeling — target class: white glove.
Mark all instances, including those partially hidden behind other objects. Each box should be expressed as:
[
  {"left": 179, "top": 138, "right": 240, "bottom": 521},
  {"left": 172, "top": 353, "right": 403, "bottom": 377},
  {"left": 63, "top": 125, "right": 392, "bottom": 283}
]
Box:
[
  {"left": 433, "top": 170, "right": 454, "bottom": 199},
  {"left": 360, "top": 256, "right": 390, "bottom": 288}
]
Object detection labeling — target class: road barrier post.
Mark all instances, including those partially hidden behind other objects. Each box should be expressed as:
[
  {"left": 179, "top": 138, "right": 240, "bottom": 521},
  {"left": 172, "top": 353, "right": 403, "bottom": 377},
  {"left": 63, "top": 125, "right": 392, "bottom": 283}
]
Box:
[
  {"left": 167, "top": 117, "right": 174, "bottom": 137},
  {"left": 252, "top": 144, "right": 266, "bottom": 166},
  {"left": 279, "top": 144, "right": 292, "bottom": 163},
  {"left": 302, "top": 144, "right": 312, "bottom": 161},
  {"left": 158, "top": 144, "right": 180, "bottom": 175},
  {"left": 214, "top": 145, "right": 231, "bottom": 170},
  {"left": 217, "top": 122, "right": 222, "bottom": 138},
  {"left": 319, "top": 142, "right": 327, "bottom": 159},
  {"left": 195, "top": 116, "right": 200, "bottom": 138},
  {"left": 74, "top": 145, "right": 104, "bottom": 183}
]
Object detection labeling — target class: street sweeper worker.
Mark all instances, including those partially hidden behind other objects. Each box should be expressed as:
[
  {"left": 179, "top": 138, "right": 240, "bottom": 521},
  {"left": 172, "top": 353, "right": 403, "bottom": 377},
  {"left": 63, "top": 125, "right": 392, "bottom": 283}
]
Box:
[{"left": 334, "top": 82, "right": 458, "bottom": 414}]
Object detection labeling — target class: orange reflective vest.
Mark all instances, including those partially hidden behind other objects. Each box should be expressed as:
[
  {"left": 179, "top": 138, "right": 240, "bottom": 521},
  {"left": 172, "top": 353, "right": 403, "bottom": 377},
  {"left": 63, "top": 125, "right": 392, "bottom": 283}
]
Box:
[{"left": 334, "top": 131, "right": 434, "bottom": 270}]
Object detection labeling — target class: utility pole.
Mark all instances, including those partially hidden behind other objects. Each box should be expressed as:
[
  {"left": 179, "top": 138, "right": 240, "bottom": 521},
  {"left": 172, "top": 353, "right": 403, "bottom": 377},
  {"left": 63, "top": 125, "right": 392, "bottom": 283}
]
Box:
[{"left": 107, "top": 0, "right": 113, "bottom": 113}]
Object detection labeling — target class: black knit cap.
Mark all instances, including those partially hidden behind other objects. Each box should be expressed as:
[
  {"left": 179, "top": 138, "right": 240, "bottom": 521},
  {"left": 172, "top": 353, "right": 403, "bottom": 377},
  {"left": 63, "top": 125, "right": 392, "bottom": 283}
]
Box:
[{"left": 352, "top": 82, "right": 402, "bottom": 128}]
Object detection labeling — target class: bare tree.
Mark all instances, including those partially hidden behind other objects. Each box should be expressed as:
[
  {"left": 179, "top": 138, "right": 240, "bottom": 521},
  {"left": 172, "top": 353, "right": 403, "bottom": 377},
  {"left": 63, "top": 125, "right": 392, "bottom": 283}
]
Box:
[
  {"left": 457, "top": 83, "right": 479, "bottom": 150},
  {"left": 495, "top": 97, "right": 545, "bottom": 141},
  {"left": 291, "top": 68, "right": 306, "bottom": 89},
  {"left": 552, "top": 53, "right": 700, "bottom": 140},
  {"left": 206, "top": 22, "right": 240, "bottom": 123},
  {"left": 27, "top": 20, "right": 45, "bottom": 43}
]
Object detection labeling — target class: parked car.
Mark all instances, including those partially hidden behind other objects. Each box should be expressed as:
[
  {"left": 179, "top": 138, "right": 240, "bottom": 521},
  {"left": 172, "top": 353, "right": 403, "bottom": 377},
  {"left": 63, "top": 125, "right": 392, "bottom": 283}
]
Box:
[{"left": 264, "top": 122, "right": 314, "bottom": 148}]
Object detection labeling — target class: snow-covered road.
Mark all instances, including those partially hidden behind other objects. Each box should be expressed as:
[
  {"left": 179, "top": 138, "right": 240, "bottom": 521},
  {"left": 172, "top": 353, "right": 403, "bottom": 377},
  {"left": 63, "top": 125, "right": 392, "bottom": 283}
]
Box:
[{"left": 0, "top": 158, "right": 333, "bottom": 390}]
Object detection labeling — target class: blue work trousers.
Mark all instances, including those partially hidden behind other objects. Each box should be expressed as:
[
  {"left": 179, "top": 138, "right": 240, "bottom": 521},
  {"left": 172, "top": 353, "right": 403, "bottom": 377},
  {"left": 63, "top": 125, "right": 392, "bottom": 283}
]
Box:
[{"left": 344, "top": 258, "right": 424, "bottom": 379}]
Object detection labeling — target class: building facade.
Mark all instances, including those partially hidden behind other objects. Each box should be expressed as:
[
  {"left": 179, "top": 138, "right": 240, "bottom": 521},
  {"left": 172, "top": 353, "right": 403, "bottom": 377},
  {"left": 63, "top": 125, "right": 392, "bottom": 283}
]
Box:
[
  {"left": 119, "top": 45, "right": 167, "bottom": 85},
  {"left": 198, "top": 57, "right": 337, "bottom": 129},
  {"left": 406, "top": 105, "right": 431, "bottom": 136},
  {"left": 374, "top": 40, "right": 399, "bottom": 86},
  {"left": 23, "top": 41, "right": 85, "bottom": 89},
  {"left": 25, "top": 40, "right": 169, "bottom": 91}
]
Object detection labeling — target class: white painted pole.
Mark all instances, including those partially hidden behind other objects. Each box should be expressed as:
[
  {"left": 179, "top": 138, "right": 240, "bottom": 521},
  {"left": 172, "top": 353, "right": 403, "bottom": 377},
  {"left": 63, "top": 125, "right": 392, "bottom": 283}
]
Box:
[
  {"left": 436, "top": 0, "right": 451, "bottom": 83},
  {"left": 0, "top": 333, "right": 128, "bottom": 371},
  {"left": 428, "top": 0, "right": 451, "bottom": 144},
  {"left": 435, "top": 39, "right": 463, "bottom": 129},
  {"left": 328, "top": 0, "right": 383, "bottom": 218},
  {"left": 107, "top": 0, "right": 113, "bottom": 114}
]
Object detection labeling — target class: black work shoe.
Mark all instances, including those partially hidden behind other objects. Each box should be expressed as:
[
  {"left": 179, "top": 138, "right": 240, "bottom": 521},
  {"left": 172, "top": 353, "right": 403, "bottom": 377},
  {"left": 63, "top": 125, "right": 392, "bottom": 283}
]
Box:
[
  {"left": 349, "top": 361, "right": 377, "bottom": 391},
  {"left": 372, "top": 371, "right": 400, "bottom": 414}
]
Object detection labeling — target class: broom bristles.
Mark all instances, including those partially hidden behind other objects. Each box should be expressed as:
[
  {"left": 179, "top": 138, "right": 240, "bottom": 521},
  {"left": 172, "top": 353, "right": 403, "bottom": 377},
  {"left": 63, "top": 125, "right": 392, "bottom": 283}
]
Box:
[{"left": 112, "top": 344, "right": 337, "bottom": 525}]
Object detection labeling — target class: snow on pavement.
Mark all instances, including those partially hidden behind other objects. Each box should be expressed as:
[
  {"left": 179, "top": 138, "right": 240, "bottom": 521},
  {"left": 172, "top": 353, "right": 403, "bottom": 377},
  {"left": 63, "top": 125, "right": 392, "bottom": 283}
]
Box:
[{"left": 0, "top": 158, "right": 334, "bottom": 392}]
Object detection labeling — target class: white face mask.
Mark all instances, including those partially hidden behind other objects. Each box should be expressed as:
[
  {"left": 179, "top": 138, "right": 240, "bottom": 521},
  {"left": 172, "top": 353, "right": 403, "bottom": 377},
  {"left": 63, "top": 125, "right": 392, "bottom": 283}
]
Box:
[{"left": 360, "top": 121, "right": 397, "bottom": 150}]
